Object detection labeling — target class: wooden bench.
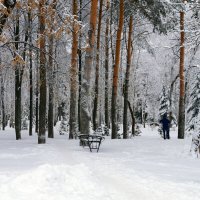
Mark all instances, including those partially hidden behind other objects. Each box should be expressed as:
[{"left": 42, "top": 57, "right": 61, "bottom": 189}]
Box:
[{"left": 78, "top": 134, "right": 105, "bottom": 152}]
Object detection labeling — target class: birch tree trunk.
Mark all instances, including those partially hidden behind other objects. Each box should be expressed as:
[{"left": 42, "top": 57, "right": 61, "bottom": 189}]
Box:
[
  {"left": 38, "top": 0, "right": 47, "bottom": 144},
  {"left": 93, "top": 0, "right": 103, "bottom": 131},
  {"left": 80, "top": 0, "right": 98, "bottom": 135},
  {"left": 111, "top": 0, "right": 124, "bottom": 139},
  {"left": 123, "top": 15, "right": 133, "bottom": 139},
  {"left": 69, "top": 0, "right": 78, "bottom": 139}
]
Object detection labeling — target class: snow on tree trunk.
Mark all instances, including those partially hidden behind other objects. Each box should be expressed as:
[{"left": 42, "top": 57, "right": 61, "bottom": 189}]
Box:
[
  {"left": 80, "top": 0, "right": 98, "bottom": 135},
  {"left": 93, "top": 0, "right": 103, "bottom": 131},
  {"left": 123, "top": 15, "right": 133, "bottom": 139}
]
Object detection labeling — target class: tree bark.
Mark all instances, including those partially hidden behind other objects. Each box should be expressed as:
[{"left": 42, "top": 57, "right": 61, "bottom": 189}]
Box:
[
  {"left": 80, "top": 0, "right": 98, "bottom": 135},
  {"left": 110, "top": 0, "right": 115, "bottom": 65},
  {"left": 14, "top": 11, "right": 21, "bottom": 140},
  {"left": 104, "top": 0, "right": 110, "bottom": 129},
  {"left": 21, "top": 10, "right": 29, "bottom": 136},
  {"left": 0, "top": 0, "right": 16, "bottom": 35},
  {"left": 14, "top": 7, "right": 29, "bottom": 140},
  {"left": 0, "top": 56, "right": 5, "bottom": 130},
  {"left": 38, "top": 0, "right": 47, "bottom": 144},
  {"left": 35, "top": 30, "right": 40, "bottom": 134},
  {"left": 78, "top": 0, "right": 82, "bottom": 133},
  {"left": 48, "top": 34, "right": 54, "bottom": 138},
  {"left": 48, "top": 0, "right": 56, "bottom": 139},
  {"left": 93, "top": 0, "right": 103, "bottom": 131},
  {"left": 178, "top": 10, "right": 185, "bottom": 139},
  {"left": 128, "top": 100, "right": 135, "bottom": 136},
  {"left": 123, "top": 16, "right": 133, "bottom": 139},
  {"left": 69, "top": 0, "right": 79, "bottom": 139},
  {"left": 111, "top": 0, "right": 124, "bottom": 139},
  {"left": 28, "top": 5, "right": 33, "bottom": 136},
  {"left": 35, "top": 55, "right": 39, "bottom": 133}
]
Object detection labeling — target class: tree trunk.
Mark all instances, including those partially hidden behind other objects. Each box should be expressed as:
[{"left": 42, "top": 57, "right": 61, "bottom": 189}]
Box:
[
  {"left": 35, "top": 56, "right": 39, "bottom": 133},
  {"left": 69, "top": 0, "right": 79, "bottom": 139},
  {"left": 169, "top": 67, "right": 173, "bottom": 123},
  {"left": 38, "top": 0, "right": 47, "bottom": 144},
  {"left": 20, "top": 12, "right": 29, "bottom": 137},
  {"left": 178, "top": 10, "right": 185, "bottom": 139},
  {"left": 123, "top": 16, "right": 133, "bottom": 139},
  {"left": 0, "top": 57, "right": 5, "bottom": 130},
  {"left": 0, "top": 0, "right": 16, "bottom": 35},
  {"left": 14, "top": 12, "right": 21, "bottom": 140},
  {"left": 104, "top": 0, "right": 110, "bottom": 129},
  {"left": 1, "top": 81, "right": 5, "bottom": 130},
  {"left": 14, "top": 9, "right": 29, "bottom": 139},
  {"left": 128, "top": 100, "right": 135, "bottom": 136},
  {"left": 110, "top": 0, "right": 115, "bottom": 65},
  {"left": 28, "top": 6, "right": 33, "bottom": 136},
  {"left": 111, "top": 0, "right": 124, "bottom": 139},
  {"left": 48, "top": 0, "right": 56, "bottom": 139},
  {"left": 35, "top": 30, "right": 40, "bottom": 134},
  {"left": 80, "top": 0, "right": 98, "bottom": 135},
  {"left": 15, "top": 73, "right": 21, "bottom": 140},
  {"left": 48, "top": 35, "right": 54, "bottom": 138},
  {"left": 93, "top": 0, "right": 103, "bottom": 131},
  {"left": 78, "top": 0, "right": 82, "bottom": 132}
]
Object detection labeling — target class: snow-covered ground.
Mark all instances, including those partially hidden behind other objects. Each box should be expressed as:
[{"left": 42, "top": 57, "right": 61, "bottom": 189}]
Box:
[{"left": 0, "top": 126, "right": 200, "bottom": 200}]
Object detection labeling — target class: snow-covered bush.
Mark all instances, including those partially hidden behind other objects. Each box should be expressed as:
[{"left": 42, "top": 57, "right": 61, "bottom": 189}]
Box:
[
  {"left": 159, "top": 85, "right": 170, "bottom": 118},
  {"left": 187, "top": 74, "right": 200, "bottom": 157},
  {"left": 59, "top": 102, "right": 68, "bottom": 135},
  {"left": 59, "top": 118, "right": 68, "bottom": 135}
]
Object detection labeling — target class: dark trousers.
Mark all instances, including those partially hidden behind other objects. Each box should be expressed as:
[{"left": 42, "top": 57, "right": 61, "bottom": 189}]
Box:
[{"left": 163, "top": 128, "right": 170, "bottom": 139}]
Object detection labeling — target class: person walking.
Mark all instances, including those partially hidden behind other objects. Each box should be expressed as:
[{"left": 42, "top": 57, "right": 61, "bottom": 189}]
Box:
[{"left": 160, "top": 113, "right": 170, "bottom": 139}]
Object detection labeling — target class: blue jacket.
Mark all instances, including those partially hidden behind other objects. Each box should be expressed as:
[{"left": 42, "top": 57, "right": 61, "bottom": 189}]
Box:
[{"left": 160, "top": 117, "right": 170, "bottom": 130}]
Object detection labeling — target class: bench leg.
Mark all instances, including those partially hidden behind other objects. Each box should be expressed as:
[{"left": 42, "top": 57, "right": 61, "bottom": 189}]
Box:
[
  {"left": 88, "top": 142, "right": 92, "bottom": 152},
  {"left": 97, "top": 142, "right": 101, "bottom": 152}
]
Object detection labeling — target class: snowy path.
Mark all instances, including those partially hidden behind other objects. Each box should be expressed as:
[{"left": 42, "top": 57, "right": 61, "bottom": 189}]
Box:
[{"left": 0, "top": 127, "right": 200, "bottom": 200}]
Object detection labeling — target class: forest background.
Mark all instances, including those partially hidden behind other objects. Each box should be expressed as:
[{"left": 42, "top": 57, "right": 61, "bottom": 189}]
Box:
[{"left": 1, "top": 0, "right": 200, "bottom": 156}]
